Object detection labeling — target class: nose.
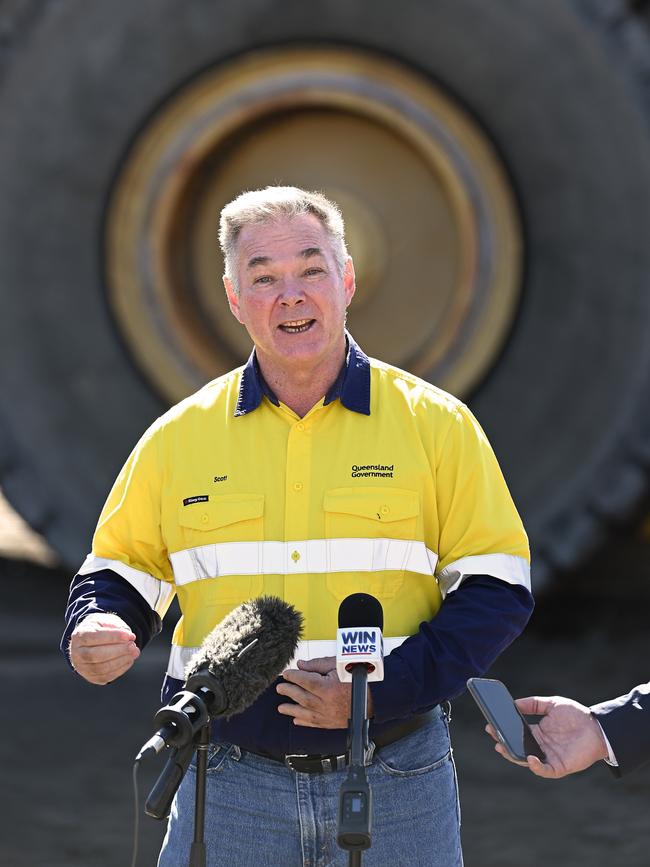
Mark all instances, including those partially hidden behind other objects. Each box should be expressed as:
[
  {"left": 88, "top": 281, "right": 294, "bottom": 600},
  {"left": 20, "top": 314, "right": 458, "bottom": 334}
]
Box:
[{"left": 279, "top": 280, "right": 305, "bottom": 306}]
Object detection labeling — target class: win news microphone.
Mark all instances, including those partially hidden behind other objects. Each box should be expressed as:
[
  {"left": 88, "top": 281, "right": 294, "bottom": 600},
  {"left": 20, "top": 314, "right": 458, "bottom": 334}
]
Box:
[
  {"left": 136, "top": 595, "right": 303, "bottom": 761},
  {"left": 336, "top": 593, "right": 384, "bottom": 855},
  {"left": 336, "top": 593, "right": 385, "bottom": 683}
]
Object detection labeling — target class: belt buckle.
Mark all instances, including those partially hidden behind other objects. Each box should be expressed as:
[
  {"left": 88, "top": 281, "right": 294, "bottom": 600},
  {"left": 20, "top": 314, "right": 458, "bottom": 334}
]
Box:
[
  {"left": 322, "top": 754, "right": 347, "bottom": 773},
  {"left": 284, "top": 753, "right": 307, "bottom": 772},
  {"left": 284, "top": 753, "right": 348, "bottom": 773}
]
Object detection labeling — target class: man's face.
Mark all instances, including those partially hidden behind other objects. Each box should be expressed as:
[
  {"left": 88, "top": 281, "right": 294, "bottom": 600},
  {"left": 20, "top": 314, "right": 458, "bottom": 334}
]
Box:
[{"left": 224, "top": 214, "right": 355, "bottom": 370}]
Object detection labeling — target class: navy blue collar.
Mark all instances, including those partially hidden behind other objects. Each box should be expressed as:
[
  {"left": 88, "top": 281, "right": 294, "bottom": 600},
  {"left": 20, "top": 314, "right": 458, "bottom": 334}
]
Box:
[{"left": 234, "top": 332, "right": 371, "bottom": 416}]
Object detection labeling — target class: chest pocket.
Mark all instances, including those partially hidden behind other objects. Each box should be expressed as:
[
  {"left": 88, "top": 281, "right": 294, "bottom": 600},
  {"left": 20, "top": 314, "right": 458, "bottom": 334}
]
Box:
[
  {"left": 176, "top": 494, "right": 265, "bottom": 603},
  {"left": 323, "top": 487, "right": 420, "bottom": 601}
]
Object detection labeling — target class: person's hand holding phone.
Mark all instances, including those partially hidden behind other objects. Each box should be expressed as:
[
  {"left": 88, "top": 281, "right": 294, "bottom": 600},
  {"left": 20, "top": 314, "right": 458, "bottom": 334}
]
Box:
[
  {"left": 468, "top": 677, "right": 546, "bottom": 765},
  {"left": 486, "top": 695, "right": 610, "bottom": 779}
]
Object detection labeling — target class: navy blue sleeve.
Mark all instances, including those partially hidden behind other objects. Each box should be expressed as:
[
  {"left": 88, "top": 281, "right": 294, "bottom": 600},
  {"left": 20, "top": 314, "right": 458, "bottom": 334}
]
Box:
[
  {"left": 369, "top": 575, "right": 534, "bottom": 722},
  {"left": 592, "top": 683, "right": 650, "bottom": 777},
  {"left": 60, "top": 569, "right": 163, "bottom": 668}
]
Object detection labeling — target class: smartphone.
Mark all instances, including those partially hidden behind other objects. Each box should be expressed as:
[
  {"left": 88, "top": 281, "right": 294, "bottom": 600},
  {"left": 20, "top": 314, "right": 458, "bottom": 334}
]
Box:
[{"left": 467, "top": 677, "right": 546, "bottom": 764}]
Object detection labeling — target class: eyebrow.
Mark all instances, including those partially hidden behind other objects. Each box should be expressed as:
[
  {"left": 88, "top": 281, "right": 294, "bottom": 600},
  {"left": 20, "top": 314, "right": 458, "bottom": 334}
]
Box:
[{"left": 246, "top": 247, "right": 325, "bottom": 269}]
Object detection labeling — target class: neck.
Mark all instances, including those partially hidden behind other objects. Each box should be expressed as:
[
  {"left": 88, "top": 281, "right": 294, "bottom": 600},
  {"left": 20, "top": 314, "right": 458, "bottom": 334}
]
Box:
[{"left": 256, "top": 341, "right": 346, "bottom": 418}]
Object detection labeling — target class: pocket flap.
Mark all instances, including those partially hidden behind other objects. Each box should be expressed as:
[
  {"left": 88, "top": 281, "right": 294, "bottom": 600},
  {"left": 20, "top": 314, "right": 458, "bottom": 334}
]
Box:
[
  {"left": 178, "top": 494, "right": 264, "bottom": 530},
  {"left": 324, "top": 488, "right": 419, "bottom": 522}
]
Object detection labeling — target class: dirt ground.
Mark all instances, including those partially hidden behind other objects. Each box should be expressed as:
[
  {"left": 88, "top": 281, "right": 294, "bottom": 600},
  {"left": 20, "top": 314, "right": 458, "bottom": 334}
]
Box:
[{"left": 2, "top": 555, "right": 649, "bottom": 867}]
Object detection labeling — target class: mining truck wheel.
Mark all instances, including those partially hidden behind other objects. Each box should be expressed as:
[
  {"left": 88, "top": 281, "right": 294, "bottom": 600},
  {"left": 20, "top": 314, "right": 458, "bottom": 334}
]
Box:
[{"left": 0, "top": 0, "right": 649, "bottom": 586}]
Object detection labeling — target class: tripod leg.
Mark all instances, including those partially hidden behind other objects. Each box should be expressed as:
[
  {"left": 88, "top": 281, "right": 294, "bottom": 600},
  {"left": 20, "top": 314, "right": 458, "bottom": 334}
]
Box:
[{"left": 189, "top": 725, "right": 210, "bottom": 867}]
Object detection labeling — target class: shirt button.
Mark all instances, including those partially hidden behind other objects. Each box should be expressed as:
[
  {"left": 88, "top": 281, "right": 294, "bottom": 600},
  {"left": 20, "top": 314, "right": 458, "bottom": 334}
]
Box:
[
  {"left": 293, "top": 482, "right": 303, "bottom": 492},
  {"left": 201, "top": 513, "right": 209, "bottom": 523},
  {"left": 380, "top": 505, "right": 390, "bottom": 515},
  {"left": 296, "top": 423, "right": 305, "bottom": 432}
]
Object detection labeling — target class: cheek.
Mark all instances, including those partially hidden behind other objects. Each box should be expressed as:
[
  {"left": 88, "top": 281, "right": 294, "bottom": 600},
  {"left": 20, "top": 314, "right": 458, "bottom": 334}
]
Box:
[{"left": 240, "top": 296, "right": 272, "bottom": 325}]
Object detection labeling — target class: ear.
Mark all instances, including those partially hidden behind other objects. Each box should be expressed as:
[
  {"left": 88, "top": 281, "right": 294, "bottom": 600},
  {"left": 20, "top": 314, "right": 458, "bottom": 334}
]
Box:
[
  {"left": 343, "top": 257, "right": 356, "bottom": 307},
  {"left": 224, "top": 276, "right": 243, "bottom": 323}
]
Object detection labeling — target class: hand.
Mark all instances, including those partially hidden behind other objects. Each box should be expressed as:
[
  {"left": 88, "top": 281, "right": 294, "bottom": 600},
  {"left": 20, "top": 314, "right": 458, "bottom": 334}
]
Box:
[
  {"left": 486, "top": 695, "right": 609, "bottom": 779},
  {"left": 69, "top": 613, "right": 140, "bottom": 685},
  {"left": 276, "top": 656, "right": 375, "bottom": 729}
]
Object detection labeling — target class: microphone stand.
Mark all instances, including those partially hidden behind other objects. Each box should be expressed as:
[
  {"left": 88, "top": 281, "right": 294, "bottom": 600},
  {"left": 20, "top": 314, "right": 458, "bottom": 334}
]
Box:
[
  {"left": 338, "top": 665, "right": 373, "bottom": 866},
  {"left": 143, "top": 723, "right": 210, "bottom": 867},
  {"left": 189, "top": 724, "right": 210, "bottom": 867},
  {"left": 142, "top": 673, "right": 223, "bottom": 865}
]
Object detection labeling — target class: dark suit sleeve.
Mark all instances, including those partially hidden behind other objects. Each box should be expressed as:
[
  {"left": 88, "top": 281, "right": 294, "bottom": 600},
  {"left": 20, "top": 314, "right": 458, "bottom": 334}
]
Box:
[{"left": 591, "top": 683, "right": 650, "bottom": 777}]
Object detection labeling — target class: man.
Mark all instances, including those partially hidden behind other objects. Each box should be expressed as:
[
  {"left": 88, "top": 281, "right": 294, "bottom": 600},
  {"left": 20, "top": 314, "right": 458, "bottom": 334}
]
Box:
[
  {"left": 62, "top": 186, "right": 533, "bottom": 866},
  {"left": 488, "top": 684, "right": 650, "bottom": 779}
]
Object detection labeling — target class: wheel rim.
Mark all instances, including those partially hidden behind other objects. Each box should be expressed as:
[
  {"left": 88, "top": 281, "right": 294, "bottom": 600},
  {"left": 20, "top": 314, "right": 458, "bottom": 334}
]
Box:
[{"left": 105, "top": 46, "right": 523, "bottom": 402}]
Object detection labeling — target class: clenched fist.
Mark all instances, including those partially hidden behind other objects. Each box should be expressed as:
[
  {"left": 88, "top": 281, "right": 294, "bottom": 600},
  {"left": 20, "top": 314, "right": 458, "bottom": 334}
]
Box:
[{"left": 69, "top": 613, "right": 140, "bottom": 685}]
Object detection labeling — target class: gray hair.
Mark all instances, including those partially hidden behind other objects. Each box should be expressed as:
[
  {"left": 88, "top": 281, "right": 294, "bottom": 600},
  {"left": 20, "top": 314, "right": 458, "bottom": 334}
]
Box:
[{"left": 219, "top": 186, "right": 348, "bottom": 292}]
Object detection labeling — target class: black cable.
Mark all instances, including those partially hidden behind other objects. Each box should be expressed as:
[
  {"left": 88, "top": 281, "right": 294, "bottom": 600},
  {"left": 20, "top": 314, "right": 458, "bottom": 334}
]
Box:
[{"left": 131, "top": 760, "right": 141, "bottom": 867}]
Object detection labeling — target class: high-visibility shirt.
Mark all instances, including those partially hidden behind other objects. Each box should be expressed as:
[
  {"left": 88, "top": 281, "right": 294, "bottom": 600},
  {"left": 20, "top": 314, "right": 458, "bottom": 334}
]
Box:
[{"left": 64, "top": 335, "right": 532, "bottom": 756}]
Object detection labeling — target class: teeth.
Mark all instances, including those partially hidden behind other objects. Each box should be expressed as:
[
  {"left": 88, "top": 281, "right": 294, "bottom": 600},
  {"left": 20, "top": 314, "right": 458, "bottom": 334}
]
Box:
[{"left": 280, "top": 319, "right": 313, "bottom": 333}]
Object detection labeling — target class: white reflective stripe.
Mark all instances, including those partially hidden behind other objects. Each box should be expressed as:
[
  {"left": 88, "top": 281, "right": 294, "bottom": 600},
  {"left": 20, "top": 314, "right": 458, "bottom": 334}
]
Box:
[
  {"left": 165, "top": 636, "right": 411, "bottom": 681},
  {"left": 167, "top": 644, "right": 201, "bottom": 680},
  {"left": 437, "top": 554, "right": 531, "bottom": 597},
  {"left": 169, "top": 538, "right": 438, "bottom": 586},
  {"left": 78, "top": 553, "right": 175, "bottom": 616}
]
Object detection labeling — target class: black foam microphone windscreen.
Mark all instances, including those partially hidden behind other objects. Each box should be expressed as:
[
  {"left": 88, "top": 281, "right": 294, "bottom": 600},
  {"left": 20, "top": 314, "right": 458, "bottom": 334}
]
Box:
[
  {"left": 338, "top": 593, "right": 384, "bottom": 631},
  {"left": 185, "top": 595, "right": 303, "bottom": 719}
]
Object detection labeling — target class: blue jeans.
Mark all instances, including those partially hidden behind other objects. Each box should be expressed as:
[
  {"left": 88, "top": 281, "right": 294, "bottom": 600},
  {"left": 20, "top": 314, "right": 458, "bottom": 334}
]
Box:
[{"left": 158, "top": 705, "right": 463, "bottom": 867}]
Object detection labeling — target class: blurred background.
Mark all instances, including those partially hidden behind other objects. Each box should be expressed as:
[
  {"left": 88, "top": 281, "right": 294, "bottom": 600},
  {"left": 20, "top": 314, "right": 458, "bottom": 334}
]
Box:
[{"left": 1, "top": 1, "right": 649, "bottom": 864}]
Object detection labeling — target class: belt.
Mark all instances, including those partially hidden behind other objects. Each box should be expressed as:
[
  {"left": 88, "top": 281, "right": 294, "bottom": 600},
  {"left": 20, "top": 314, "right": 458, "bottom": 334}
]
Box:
[{"left": 251, "top": 709, "right": 436, "bottom": 775}]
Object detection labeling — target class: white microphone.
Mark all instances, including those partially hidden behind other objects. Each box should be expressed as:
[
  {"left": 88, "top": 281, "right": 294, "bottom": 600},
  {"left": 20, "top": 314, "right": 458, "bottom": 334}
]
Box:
[{"left": 336, "top": 593, "right": 385, "bottom": 683}]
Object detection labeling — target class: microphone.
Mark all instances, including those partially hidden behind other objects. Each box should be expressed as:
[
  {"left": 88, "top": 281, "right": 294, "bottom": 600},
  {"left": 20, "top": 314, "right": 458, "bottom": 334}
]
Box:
[
  {"left": 336, "top": 593, "right": 384, "bottom": 854},
  {"left": 336, "top": 592, "right": 385, "bottom": 683},
  {"left": 136, "top": 595, "right": 303, "bottom": 761}
]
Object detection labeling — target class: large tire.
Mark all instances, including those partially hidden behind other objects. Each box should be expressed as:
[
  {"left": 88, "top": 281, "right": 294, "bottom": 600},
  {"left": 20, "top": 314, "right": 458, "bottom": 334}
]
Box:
[{"left": 1, "top": 0, "right": 650, "bottom": 586}]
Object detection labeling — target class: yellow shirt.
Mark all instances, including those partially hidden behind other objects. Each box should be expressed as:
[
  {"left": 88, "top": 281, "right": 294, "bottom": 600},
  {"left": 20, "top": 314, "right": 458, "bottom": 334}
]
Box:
[{"left": 79, "top": 340, "right": 530, "bottom": 683}]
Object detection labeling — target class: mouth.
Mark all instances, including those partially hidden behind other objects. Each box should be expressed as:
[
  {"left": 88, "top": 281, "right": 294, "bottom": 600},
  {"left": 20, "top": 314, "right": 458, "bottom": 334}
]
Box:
[{"left": 277, "top": 318, "right": 315, "bottom": 334}]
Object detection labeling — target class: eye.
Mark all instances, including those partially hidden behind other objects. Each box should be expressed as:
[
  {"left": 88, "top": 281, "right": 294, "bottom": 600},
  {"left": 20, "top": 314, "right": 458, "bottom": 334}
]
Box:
[
  {"left": 253, "top": 275, "right": 273, "bottom": 285},
  {"left": 304, "top": 267, "right": 325, "bottom": 277}
]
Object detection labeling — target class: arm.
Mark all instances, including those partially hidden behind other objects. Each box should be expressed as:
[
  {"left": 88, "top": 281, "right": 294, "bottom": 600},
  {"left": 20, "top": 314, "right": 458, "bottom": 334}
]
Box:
[
  {"left": 61, "top": 422, "right": 175, "bottom": 684},
  {"left": 369, "top": 575, "right": 533, "bottom": 721},
  {"left": 591, "top": 683, "right": 650, "bottom": 777},
  {"left": 277, "top": 577, "right": 532, "bottom": 727},
  {"left": 61, "top": 569, "right": 164, "bottom": 683}
]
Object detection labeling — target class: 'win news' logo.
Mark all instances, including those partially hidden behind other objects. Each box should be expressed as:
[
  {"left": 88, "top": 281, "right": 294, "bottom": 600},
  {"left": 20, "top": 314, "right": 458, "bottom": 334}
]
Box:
[{"left": 340, "top": 630, "right": 382, "bottom": 655}]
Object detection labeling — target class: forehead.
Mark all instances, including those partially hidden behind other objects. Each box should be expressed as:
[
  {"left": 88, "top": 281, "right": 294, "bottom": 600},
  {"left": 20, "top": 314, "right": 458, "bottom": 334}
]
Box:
[{"left": 236, "top": 214, "right": 332, "bottom": 267}]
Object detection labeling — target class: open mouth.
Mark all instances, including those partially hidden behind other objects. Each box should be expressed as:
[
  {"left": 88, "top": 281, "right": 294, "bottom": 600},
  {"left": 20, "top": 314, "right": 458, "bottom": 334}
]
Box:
[{"left": 278, "top": 318, "right": 315, "bottom": 334}]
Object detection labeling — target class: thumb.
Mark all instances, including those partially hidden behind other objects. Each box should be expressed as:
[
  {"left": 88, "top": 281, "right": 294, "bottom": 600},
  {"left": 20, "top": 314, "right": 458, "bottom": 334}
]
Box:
[
  {"left": 297, "top": 656, "right": 336, "bottom": 674},
  {"left": 514, "top": 696, "right": 553, "bottom": 716}
]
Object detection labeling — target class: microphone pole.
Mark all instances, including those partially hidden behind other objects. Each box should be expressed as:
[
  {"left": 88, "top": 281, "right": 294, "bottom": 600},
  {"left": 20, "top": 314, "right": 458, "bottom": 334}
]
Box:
[
  {"left": 336, "top": 593, "right": 385, "bottom": 865},
  {"left": 189, "top": 724, "right": 210, "bottom": 867},
  {"left": 341, "top": 664, "right": 372, "bottom": 867}
]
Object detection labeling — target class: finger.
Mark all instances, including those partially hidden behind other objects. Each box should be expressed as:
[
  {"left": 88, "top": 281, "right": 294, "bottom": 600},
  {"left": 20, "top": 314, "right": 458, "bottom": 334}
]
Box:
[
  {"left": 281, "top": 669, "right": 328, "bottom": 696},
  {"left": 72, "top": 628, "right": 136, "bottom": 647},
  {"left": 73, "top": 641, "right": 140, "bottom": 665},
  {"left": 514, "top": 696, "right": 553, "bottom": 716},
  {"left": 276, "top": 682, "right": 318, "bottom": 709},
  {"left": 75, "top": 653, "right": 138, "bottom": 685},
  {"left": 296, "top": 657, "right": 336, "bottom": 674},
  {"left": 485, "top": 724, "right": 498, "bottom": 742},
  {"left": 277, "top": 703, "right": 318, "bottom": 726},
  {"left": 494, "top": 742, "right": 527, "bottom": 767},
  {"left": 526, "top": 754, "right": 568, "bottom": 779},
  {"left": 71, "top": 640, "right": 139, "bottom": 670}
]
